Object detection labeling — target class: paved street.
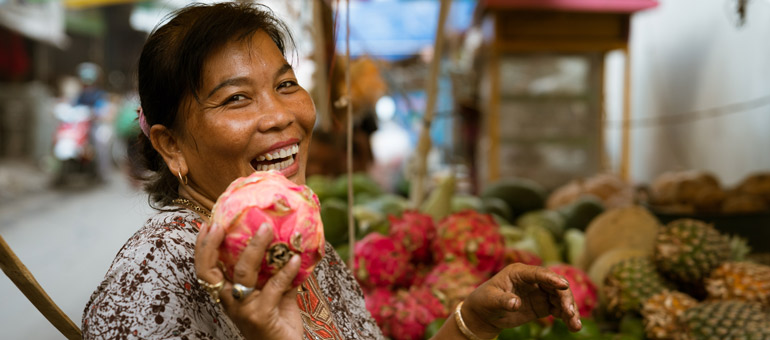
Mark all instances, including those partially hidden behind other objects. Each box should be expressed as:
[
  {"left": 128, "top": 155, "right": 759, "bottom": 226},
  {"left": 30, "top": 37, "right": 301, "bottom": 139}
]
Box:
[{"left": 0, "top": 170, "right": 154, "bottom": 339}]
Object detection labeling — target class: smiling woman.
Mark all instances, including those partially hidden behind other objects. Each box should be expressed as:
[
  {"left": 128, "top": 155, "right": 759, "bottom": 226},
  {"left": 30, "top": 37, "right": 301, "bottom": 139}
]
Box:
[{"left": 81, "top": 2, "right": 582, "bottom": 340}]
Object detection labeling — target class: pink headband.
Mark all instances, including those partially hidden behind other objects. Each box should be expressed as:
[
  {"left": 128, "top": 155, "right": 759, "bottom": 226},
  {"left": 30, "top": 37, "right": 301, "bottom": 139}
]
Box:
[{"left": 137, "top": 106, "right": 150, "bottom": 137}]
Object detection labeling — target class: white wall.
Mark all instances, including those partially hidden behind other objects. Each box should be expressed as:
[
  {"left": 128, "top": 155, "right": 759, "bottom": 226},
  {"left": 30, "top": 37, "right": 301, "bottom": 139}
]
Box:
[{"left": 604, "top": 0, "right": 770, "bottom": 187}]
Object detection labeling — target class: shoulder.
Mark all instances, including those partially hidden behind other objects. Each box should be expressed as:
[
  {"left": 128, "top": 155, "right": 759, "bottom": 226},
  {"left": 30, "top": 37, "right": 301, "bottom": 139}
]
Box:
[{"left": 82, "top": 209, "right": 240, "bottom": 339}]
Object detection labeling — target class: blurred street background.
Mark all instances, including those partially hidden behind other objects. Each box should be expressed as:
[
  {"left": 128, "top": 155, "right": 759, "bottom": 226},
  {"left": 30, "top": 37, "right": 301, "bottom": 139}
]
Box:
[{"left": 0, "top": 167, "right": 153, "bottom": 339}]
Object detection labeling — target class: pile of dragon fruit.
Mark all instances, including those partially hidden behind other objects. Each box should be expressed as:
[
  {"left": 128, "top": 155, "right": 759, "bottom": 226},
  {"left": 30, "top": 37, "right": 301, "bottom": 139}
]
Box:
[{"left": 354, "top": 210, "right": 598, "bottom": 340}]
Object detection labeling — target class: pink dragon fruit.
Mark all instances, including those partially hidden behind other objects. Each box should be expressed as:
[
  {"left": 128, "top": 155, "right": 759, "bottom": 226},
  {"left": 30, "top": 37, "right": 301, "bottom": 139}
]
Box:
[
  {"left": 354, "top": 233, "right": 411, "bottom": 288},
  {"left": 503, "top": 248, "right": 543, "bottom": 267},
  {"left": 364, "top": 287, "right": 396, "bottom": 337},
  {"left": 389, "top": 211, "right": 436, "bottom": 264},
  {"left": 389, "top": 286, "right": 446, "bottom": 340},
  {"left": 423, "top": 260, "right": 485, "bottom": 311},
  {"left": 399, "top": 263, "right": 432, "bottom": 288},
  {"left": 547, "top": 264, "right": 598, "bottom": 318},
  {"left": 431, "top": 210, "right": 505, "bottom": 277},
  {"left": 212, "top": 170, "right": 325, "bottom": 289}
]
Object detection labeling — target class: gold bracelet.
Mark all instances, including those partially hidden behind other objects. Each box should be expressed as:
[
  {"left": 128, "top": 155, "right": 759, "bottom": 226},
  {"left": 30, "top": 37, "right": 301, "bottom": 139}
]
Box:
[{"left": 454, "top": 301, "right": 496, "bottom": 340}]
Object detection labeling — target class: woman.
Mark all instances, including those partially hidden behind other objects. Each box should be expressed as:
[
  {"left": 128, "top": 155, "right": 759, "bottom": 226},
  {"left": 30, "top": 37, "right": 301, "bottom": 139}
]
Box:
[{"left": 82, "top": 3, "right": 582, "bottom": 339}]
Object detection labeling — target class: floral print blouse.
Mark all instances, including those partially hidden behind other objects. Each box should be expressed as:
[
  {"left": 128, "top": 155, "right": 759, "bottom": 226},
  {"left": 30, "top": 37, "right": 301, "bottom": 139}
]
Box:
[{"left": 82, "top": 209, "right": 384, "bottom": 340}]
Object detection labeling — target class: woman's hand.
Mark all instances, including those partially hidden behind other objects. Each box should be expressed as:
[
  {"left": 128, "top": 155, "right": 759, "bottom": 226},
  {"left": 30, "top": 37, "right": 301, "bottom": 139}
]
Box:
[
  {"left": 460, "top": 263, "right": 582, "bottom": 338},
  {"left": 195, "top": 222, "right": 304, "bottom": 340}
]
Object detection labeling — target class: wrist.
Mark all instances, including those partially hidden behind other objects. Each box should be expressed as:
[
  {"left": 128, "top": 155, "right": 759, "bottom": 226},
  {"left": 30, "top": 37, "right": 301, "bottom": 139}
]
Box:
[{"left": 456, "top": 301, "right": 501, "bottom": 339}]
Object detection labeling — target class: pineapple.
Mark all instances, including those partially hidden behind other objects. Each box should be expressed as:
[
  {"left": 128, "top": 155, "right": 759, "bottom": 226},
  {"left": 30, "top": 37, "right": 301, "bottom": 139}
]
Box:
[
  {"left": 654, "top": 219, "right": 731, "bottom": 285},
  {"left": 705, "top": 262, "right": 770, "bottom": 306},
  {"left": 641, "top": 291, "right": 698, "bottom": 340},
  {"left": 678, "top": 300, "right": 770, "bottom": 340},
  {"left": 604, "top": 257, "right": 675, "bottom": 317}
]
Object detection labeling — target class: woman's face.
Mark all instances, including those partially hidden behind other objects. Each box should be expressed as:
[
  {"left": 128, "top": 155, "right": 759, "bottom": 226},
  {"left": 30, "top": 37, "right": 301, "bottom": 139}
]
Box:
[{"left": 177, "top": 31, "right": 315, "bottom": 201}]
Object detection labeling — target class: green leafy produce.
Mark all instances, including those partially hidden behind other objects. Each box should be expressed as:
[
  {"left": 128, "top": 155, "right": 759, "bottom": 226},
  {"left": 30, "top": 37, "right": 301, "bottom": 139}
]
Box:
[
  {"left": 498, "top": 323, "right": 533, "bottom": 340},
  {"left": 420, "top": 174, "right": 456, "bottom": 221},
  {"left": 423, "top": 318, "right": 445, "bottom": 339}
]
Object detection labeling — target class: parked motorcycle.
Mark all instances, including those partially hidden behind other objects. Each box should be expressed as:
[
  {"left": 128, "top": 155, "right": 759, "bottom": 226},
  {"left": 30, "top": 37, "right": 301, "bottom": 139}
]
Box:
[{"left": 51, "top": 102, "right": 99, "bottom": 186}]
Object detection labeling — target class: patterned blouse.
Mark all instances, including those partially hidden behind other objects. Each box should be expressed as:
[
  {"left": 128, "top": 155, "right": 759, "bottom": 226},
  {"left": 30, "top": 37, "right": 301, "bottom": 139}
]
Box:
[{"left": 82, "top": 209, "right": 385, "bottom": 340}]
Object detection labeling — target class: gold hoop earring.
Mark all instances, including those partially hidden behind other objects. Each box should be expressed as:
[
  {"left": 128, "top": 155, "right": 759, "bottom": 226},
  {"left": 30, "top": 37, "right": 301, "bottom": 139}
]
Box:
[{"left": 177, "top": 170, "right": 188, "bottom": 186}]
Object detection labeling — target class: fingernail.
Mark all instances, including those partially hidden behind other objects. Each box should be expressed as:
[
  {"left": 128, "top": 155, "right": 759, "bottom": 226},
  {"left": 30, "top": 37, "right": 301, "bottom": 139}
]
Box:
[
  {"left": 210, "top": 223, "right": 219, "bottom": 232},
  {"left": 570, "top": 304, "right": 576, "bottom": 316},
  {"left": 510, "top": 297, "right": 518, "bottom": 309},
  {"left": 258, "top": 222, "right": 270, "bottom": 235},
  {"left": 577, "top": 319, "right": 582, "bottom": 328},
  {"left": 562, "top": 278, "right": 570, "bottom": 287}
]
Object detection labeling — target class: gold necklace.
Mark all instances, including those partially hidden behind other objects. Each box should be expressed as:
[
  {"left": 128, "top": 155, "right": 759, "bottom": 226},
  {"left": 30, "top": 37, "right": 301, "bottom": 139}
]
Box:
[{"left": 172, "top": 198, "right": 212, "bottom": 219}]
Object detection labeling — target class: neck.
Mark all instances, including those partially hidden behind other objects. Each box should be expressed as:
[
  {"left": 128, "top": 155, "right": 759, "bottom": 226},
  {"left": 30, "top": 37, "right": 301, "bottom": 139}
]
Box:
[{"left": 178, "top": 185, "right": 216, "bottom": 219}]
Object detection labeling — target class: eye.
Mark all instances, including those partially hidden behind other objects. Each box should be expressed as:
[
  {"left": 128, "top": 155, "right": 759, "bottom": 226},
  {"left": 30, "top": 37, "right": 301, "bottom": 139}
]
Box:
[
  {"left": 224, "top": 94, "right": 247, "bottom": 104},
  {"left": 277, "top": 80, "right": 298, "bottom": 90}
]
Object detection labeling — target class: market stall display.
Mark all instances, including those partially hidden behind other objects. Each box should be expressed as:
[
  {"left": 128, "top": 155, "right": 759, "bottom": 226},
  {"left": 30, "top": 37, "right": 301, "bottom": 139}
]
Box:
[{"left": 308, "top": 169, "right": 770, "bottom": 340}]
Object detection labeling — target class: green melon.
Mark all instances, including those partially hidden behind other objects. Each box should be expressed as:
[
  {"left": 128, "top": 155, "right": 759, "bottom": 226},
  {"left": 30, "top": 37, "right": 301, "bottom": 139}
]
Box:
[
  {"left": 320, "top": 198, "right": 349, "bottom": 247},
  {"left": 516, "top": 209, "right": 566, "bottom": 241},
  {"left": 482, "top": 178, "right": 547, "bottom": 220},
  {"left": 558, "top": 195, "right": 605, "bottom": 231}
]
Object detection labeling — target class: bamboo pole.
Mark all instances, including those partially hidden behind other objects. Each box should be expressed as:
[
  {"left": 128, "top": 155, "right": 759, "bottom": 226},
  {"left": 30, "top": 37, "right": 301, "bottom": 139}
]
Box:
[
  {"left": 410, "top": 0, "right": 451, "bottom": 207},
  {"left": 345, "top": 0, "right": 355, "bottom": 266},
  {"left": 0, "top": 236, "right": 81, "bottom": 340},
  {"left": 313, "top": 0, "right": 332, "bottom": 132},
  {"left": 620, "top": 47, "right": 632, "bottom": 180}
]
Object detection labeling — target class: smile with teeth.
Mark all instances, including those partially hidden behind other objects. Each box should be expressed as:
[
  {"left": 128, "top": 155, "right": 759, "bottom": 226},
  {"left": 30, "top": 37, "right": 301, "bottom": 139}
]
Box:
[{"left": 252, "top": 144, "right": 299, "bottom": 171}]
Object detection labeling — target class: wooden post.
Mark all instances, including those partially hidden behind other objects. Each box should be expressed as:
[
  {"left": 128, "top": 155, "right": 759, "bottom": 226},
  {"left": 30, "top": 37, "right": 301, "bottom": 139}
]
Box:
[
  {"left": 0, "top": 236, "right": 81, "bottom": 340},
  {"left": 620, "top": 47, "right": 632, "bottom": 180},
  {"left": 313, "top": 0, "right": 332, "bottom": 132},
  {"left": 410, "top": 0, "right": 452, "bottom": 207}
]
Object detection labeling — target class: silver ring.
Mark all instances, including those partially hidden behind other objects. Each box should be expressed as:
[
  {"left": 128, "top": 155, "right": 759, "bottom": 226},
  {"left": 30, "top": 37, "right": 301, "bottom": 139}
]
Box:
[{"left": 231, "top": 283, "right": 254, "bottom": 301}]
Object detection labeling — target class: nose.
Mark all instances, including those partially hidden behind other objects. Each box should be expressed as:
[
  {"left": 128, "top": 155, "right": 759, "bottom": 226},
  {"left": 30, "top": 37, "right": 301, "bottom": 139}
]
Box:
[{"left": 256, "top": 94, "right": 294, "bottom": 132}]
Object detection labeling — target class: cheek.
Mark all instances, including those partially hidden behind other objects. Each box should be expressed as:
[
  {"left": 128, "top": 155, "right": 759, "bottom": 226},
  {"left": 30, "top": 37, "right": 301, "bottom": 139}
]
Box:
[{"left": 296, "top": 90, "right": 316, "bottom": 133}]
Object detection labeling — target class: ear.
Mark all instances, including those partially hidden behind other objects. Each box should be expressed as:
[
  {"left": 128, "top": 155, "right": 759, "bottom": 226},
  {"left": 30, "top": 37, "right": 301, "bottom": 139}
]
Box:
[{"left": 149, "top": 124, "right": 187, "bottom": 178}]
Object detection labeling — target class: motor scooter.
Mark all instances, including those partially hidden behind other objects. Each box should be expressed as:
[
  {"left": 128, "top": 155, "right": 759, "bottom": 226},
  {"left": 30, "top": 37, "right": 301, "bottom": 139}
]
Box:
[{"left": 51, "top": 102, "right": 99, "bottom": 186}]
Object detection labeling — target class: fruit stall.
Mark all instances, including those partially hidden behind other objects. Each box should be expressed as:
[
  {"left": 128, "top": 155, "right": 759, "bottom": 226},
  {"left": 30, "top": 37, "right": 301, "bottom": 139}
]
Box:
[
  {"left": 300, "top": 0, "right": 770, "bottom": 339},
  {"left": 308, "top": 169, "right": 770, "bottom": 340}
]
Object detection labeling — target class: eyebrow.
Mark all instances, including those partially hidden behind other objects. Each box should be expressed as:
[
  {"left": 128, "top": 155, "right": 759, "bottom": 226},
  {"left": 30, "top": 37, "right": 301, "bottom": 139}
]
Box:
[
  {"left": 205, "top": 77, "right": 251, "bottom": 100},
  {"left": 205, "top": 64, "right": 295, "bottom": 100}
]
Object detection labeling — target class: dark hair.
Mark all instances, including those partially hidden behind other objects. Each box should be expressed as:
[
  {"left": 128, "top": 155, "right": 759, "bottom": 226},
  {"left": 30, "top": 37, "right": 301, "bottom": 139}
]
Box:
[{"left": 135, "top": 2, "right": 294, "bottom": 208}]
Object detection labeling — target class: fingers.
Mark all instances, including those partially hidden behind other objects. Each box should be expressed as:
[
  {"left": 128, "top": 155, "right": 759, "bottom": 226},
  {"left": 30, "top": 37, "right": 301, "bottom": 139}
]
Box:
[
  {"left": 196, "top": 222, "right": 226, "bottom": 283},
  {"left": 490, "top": 290, "right": 521, "bottom": 312},
  {"left": 546, "top": 283, "right": 581, "bottom": 332},
  {"left": 260, "top": 254, "right": 301, "bottom": 307},
  {"left": 231, "top": 223, "right": 273, "bottom": 288},
  {"left": 510, "top": 265, "right": 570, "bottom": 290}
]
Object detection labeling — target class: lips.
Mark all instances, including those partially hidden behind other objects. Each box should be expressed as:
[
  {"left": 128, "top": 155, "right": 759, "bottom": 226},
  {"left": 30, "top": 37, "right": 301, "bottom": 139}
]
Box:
[{"left": 250, "top": 143, "right": 299, "bottom": 172}]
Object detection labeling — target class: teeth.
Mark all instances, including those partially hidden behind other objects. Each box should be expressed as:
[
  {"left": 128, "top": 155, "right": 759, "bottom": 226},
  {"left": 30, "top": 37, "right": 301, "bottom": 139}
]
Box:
[
  {"left": 256, "top": 144, "right": 299, "bottom": 161},
  {"left": 254, "top": 144, "right": 299, "bottom": 172},
  {"left": 256, "top": 155, "right": 295, "bottom": 172}
]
